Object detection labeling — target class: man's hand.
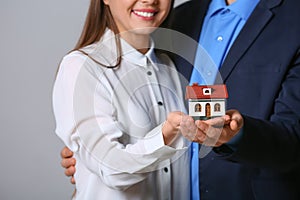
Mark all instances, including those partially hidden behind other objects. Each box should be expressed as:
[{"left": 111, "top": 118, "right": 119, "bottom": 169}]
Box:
[
  {"left": 180, "top": 109, "right": 244, "bottom": 146},
  {"left": 60, "top": 146, "right": 76, "bottom": 184}
]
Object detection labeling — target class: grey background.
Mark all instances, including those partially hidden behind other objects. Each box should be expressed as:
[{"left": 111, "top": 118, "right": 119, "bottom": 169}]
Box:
[{"left": 0, "top": 0, "right": 188, "bottom": 199}]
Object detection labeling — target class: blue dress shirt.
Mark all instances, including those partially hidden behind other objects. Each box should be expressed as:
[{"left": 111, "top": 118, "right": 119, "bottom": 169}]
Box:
[{"left": 189, "top": 0, "right": 259, "bottom": 199}]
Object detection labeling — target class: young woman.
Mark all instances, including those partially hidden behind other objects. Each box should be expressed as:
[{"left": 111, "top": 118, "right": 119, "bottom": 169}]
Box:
[{"left": 53, "top": 0, "right": 190, "bottom": 199}]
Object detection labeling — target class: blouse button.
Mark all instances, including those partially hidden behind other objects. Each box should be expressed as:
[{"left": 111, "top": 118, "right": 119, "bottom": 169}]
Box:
[
  {"left": 164, "top": 167, "right": 168, "bottom": 173},
  {"left": 147, "top": 71, "right": 152, "bottom": 75},
  {"left": 158, "top": 101, "right": 163, "bottom": 106}
]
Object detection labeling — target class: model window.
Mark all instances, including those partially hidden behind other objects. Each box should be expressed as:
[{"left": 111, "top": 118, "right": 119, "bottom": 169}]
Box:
[
  {"left": 214, "top": 103, "right": 221, "bottom": 112},
  {"left": 195, "top": 103, "right": 201, "bottom": 112}
]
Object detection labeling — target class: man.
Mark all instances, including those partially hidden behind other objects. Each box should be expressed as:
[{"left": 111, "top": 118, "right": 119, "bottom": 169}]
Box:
[
  {"left": 169, "top": 0, "right": 300, "bottom": 199},
  {"left": 61, "top": 0, "right": 300, "bottom": 199}
]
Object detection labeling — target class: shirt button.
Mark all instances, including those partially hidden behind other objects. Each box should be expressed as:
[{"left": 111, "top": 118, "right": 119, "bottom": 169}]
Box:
[
  {"left": 158, "top": 101, "right": 163, "bottom": 106},
  {"left": 164, "top": 167, "right": 169, "bottom": 173},
  {"left": 217, "top": 36, "right": 223, "bottom": 42},
  {"left": 147, "top": 71, "right": 152, "bottom": 75}
]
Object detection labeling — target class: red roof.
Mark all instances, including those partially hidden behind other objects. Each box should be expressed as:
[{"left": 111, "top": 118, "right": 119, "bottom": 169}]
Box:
[{"left": 185, "top": 83, "right": 228, "bottom": 99}]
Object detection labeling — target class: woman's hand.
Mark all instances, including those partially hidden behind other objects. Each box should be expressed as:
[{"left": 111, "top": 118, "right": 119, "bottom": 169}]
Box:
[{"left": 162, "top": 111, "right": 185, "bottom": 145}]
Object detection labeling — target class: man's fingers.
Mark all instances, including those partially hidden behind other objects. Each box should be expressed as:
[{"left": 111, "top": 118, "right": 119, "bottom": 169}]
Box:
[
  {"left": 61, "top": 157, "right": 76, "bottom": 168},
  {"left": 61, "top": 146, "right": 73, "bottom": 158},
  {"left": 195, "top": 120, "right": 209, "bottom": 132},
  {"left": 204, "top": 116, "right": 230, "bottom": 127},
  {"left": 194, "top": 120, "right": 224, "bottom": 146},
  {"left": 65, "top": 165, "right": 76, "bottom": 177},
  {"left": 195, "top": 120, "right": 220, "bottom": 138},
  {"left": 230, "top": 119, "right": 239, "bottom": 131},
  {"left": 70, "top": 176, "right": 76, "bottom": 184}
]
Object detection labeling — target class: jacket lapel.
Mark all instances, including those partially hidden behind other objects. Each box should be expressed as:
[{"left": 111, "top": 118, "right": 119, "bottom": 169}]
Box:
[{"left": 220, "top": 0, "right": 282, "bottom": 82}]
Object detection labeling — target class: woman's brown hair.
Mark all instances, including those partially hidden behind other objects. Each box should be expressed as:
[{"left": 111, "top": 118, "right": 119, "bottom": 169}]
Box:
[
  {"left": 73, "top": 0, "right": 121, "bottom": 68},
  {"left": 74, "top": 0, "right": 120, "bottom": 49}
]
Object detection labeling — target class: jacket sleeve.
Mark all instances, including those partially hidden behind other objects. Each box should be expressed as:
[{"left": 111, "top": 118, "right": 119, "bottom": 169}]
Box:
[{"left": 215, "top": 49, "right": 300, "bottom": 168}]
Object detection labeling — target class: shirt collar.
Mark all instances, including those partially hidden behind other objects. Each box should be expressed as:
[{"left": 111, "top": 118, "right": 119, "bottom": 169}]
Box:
[
  {"left": 207, "top": 0, "right": 260, "bottom": 20},
  {"left": 206, "top": 0, "right": 226, "bottom": 17},
  {"left": 89, "top": 29, "right": 158, "bottom": 70},
  {"left": 120, "top": 37, "right": 159, "bottom": 71}
]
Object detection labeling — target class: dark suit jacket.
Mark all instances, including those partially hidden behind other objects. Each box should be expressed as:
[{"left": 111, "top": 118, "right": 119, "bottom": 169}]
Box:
[{"left": 167, "top": 0, "right": 300, "bottom": 199}]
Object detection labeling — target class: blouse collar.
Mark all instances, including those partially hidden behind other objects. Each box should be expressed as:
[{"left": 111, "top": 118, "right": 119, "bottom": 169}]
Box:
[{"left": 89, "top": 29, "right": 159, "bottom": 71}]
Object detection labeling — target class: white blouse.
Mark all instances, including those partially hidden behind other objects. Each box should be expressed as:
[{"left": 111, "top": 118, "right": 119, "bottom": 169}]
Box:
[{"left": 53, "top": 29, "right": 190, "bottom": 200}]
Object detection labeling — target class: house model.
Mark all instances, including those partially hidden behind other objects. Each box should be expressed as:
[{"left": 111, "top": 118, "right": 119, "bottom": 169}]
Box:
[{"left": 185, "top": 83, "right": 228, "bottom": 120}]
